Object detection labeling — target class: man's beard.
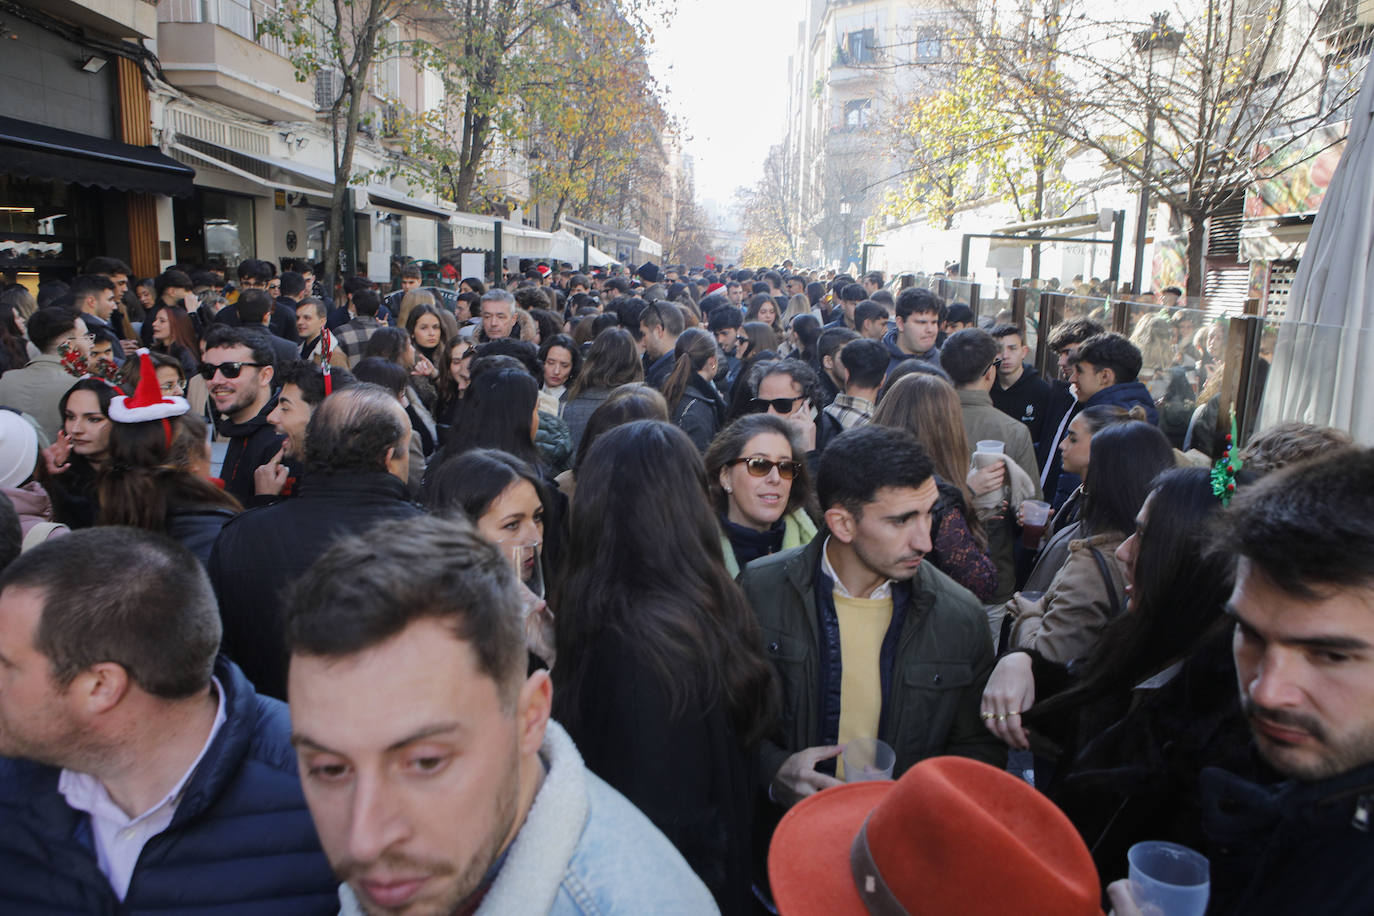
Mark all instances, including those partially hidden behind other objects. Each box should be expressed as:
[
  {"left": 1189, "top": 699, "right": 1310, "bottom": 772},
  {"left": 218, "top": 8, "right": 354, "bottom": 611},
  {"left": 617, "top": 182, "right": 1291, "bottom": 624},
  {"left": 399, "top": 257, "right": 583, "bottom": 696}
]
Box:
[{"left": 341, "top": 752, "right": 522, "bottom": 916}]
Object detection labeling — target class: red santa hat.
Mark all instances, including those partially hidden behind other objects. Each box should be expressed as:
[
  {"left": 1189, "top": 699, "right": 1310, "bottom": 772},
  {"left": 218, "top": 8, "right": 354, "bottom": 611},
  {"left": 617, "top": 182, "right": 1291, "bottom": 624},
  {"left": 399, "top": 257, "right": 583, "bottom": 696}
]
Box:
[
  {"left": 108, "top": 349, "right": 190, "bottom": 423},
  {"left": 535, "top": 264, "right": 551, "bottom": 277},
  {"left": 706, "top": 282, "right": 726, "bottom": 295}
]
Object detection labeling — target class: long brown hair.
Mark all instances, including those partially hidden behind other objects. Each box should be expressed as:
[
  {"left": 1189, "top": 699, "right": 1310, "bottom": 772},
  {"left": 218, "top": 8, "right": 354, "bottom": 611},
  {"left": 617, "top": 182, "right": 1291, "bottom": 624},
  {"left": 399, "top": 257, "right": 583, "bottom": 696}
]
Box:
[
  {"left": 566, "top": 328, "right": 642, "bottom": 399},
  {"left": 155, "top": 306, "right": 199, "bottom": 354},
  {"left": 98, "top": 415, "right": 240, "bottom": 531},
  {"left": 872, "top": 373, "right": 974, "bottom": 505}
]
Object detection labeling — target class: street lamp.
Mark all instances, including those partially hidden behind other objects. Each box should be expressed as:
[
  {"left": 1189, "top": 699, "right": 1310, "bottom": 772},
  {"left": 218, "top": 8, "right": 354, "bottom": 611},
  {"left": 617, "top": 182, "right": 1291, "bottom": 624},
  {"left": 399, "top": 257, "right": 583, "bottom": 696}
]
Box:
[{"left": 1131, "top": 12, "right": 1184, "bottom": 296}]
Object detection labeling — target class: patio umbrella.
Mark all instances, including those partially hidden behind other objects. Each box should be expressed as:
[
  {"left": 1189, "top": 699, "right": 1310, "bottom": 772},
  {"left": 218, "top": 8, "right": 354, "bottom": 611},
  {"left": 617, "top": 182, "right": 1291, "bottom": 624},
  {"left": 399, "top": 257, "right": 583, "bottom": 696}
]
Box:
[{"left": 1259, "top": 51, "right": 1374, "bottom": 443}]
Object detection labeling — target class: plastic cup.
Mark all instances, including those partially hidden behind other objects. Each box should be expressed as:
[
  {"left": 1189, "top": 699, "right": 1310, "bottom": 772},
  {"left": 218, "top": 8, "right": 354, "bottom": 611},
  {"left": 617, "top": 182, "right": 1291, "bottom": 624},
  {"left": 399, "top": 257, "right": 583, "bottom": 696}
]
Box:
[
  {"left": 976, "top": 439, "right": 1005, "bottom": 455},
  {"left": 842, "top": 738, "right": 895, "bottom": 782},
  {"left": 1127, "top": 841, "right": 1210, "bottom": 916},
  {"left": 1021, "top": 500, "right": 1051, "bottom": 549}
]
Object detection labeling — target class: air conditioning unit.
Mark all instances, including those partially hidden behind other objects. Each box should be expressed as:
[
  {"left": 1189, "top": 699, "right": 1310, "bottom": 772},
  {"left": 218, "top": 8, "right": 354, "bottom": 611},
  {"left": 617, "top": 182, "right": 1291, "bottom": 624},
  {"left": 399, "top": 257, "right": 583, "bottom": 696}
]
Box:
[{"left": 315, "top": 69, "right": 343, "bottom": 111}]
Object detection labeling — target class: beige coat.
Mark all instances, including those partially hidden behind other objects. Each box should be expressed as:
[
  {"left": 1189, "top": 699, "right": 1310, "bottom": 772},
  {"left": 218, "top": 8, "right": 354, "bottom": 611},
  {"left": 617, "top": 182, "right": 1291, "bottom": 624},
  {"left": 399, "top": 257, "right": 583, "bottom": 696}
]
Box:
[{"left": 1005, "top": 530, "right": 1128, "bottom": 664}]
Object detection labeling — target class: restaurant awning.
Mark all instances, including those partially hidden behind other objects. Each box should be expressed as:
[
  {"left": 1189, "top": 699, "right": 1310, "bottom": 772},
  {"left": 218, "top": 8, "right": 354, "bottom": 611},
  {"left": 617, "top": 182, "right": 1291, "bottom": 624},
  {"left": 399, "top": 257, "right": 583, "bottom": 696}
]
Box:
[{"left": 0, "top": 115, "right": 195, "bottom": 197}]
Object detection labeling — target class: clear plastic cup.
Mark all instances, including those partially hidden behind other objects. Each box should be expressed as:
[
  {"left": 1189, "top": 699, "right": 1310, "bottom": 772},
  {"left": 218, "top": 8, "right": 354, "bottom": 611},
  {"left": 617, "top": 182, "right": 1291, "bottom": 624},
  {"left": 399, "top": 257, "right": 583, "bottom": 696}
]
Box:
[
  {"left": 842, "top": 738, "right": 895, "bottom": 782},
  {"left": 1020, "top": 499, "right": 1052, "bottom": 549},
  {"left": 1128, "top": 841, "right": 1210, "bottom": 916},
  {"left": 976, "top": 439, "right": 1005, "bottom": 455}
]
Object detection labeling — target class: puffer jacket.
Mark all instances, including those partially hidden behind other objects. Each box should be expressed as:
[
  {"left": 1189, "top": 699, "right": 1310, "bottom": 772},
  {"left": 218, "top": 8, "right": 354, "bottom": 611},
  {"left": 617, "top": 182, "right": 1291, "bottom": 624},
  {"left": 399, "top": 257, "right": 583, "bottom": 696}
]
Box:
[
  {"left": 0, "top": 657, "right": 337, "bottom": 914},
  {"left": 1004, "top": 530, "right": 1128, "bottom": 664},
  {"left": 536, "top": 410, "right": 573, "bottom": 475},
  {"left": 739, "top": 534, "right": 1005, "bottom": 787},
  {"left": 673, "top": 374, "right": 728, "bottom": 453}
]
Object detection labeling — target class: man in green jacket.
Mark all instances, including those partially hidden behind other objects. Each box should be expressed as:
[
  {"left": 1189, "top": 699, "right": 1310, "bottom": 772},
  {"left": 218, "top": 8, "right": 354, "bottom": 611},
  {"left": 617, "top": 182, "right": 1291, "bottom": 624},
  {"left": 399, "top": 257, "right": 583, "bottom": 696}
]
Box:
[{"left": 739, "top": 425, "right": 1005, "bottom": 809}]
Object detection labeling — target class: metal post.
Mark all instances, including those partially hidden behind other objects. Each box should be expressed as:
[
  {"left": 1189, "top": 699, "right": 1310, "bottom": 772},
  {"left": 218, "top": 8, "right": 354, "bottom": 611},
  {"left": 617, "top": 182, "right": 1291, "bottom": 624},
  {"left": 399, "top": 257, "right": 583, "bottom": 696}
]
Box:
[
  {"left": 493, "top": 220, "right": 503, "bottom": 288},
  {"left": 959, "top": 234, "right": 972, "bottom": 278},
  {"left": 1107, "top": 210, "right": 1126, "bottom": 296},
  {"left": 582, "top": 236, "right": 590, "bottom": 274}
]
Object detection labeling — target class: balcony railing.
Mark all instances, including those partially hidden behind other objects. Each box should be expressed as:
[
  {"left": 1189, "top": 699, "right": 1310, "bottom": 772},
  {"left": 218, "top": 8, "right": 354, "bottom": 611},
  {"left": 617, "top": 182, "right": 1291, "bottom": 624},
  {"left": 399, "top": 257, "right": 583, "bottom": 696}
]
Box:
[{"left": 158, "top": 0, "right": 287, "bottom": 57}]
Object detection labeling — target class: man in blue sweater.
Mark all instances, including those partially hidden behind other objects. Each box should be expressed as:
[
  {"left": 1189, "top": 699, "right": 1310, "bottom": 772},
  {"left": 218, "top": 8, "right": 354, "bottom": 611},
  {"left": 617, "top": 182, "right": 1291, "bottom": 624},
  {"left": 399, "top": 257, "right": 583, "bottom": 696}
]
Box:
[{"left": 0, "top": 528, "right": 337, "bottom": 913}]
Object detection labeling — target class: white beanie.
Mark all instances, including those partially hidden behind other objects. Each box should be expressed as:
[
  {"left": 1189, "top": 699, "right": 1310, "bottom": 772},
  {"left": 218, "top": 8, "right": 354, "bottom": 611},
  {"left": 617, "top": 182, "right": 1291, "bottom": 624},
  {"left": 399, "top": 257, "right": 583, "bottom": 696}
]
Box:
[{"left": 0, "top": 410, "right": 38, "bottom": 489}]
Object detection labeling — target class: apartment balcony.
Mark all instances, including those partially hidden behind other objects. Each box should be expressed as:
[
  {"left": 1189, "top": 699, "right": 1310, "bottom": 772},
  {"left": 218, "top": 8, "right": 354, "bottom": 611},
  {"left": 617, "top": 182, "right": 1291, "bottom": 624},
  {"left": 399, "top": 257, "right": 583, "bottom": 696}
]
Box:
[
  {"left": 157, "top": 0, "right": 316, "bottom": 122},
  {"left": 30, "top": 0, "right": 159, "bottom": 40}
]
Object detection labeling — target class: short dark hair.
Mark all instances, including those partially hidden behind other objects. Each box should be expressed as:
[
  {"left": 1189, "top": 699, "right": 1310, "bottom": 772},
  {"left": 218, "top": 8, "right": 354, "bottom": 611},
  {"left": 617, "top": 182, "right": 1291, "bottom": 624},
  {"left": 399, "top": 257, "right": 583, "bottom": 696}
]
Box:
[
  {"left": 236, "top": 288, "right": 274, "bottom": 325},
  {"left": 895, "top": 287, "right": 942, "bottom": 320},
  {"left": 640, "top": 301, "right": 686, "bottom": 337},
  {"left": 84, "top": 256, "right": 131, "bottom": 277},
  {"left": 400, "top": 264, "right": 422, "bottom": 281},
  {"left": 279, "top": 270, "right": 307, "bottom": 298},
  {"left": 854, "top": 300, "right": 889, "bottom": 329},
  {"left": 1047, "top": 317, "right": 1105, "bottom": 352},
  {"left": 237, "top": 258, "right": 273, "bottom": 283},
  {"left": 939, "top": 328, "right": 1000, "bottom": 386},
  {"left": 296, "top": 296, "right": 327, "bottom": 321},
  {"left": 838, "top": 283, "right": 866, "bottom": 303},
  {"left": 1075, "top": 332, "right": 1143, "bottom": 384},
  {"left": 28, "top": 307, "right": 78, "bottom": 353},
  {"left": 989, "top": 324, "right": 1023, "bottom": 342},
  {"left": 839, "top": 338, "right": 889, "bottom": 389},
  {"left": 69, "top": 275, "right": 115, "bottom": 307},
  {"left": 284, "top": 514, "right": 526, "bottom": 708},
  {"left": 353, "top": 289, "right": 382, "bottom": 317},
  {"left": 304, "top": 383, "right": 409, "bottom": 475},
  {"left": 864, "top": 271, "right": 884, "bottom": 286},
  {"left": 1220, "top": 445, "right": 1374, "bottom": 599},
  {"left": 203, "top": 324, "right": 276, "bottom": 368},
  {"left": 817, "top": 425, "right": 935, "bottom": 518},
  {"left": 707, "top": 305, "right": 742, "bottom": 332},
  {"left": 276, "top": 360, "right": 354, "bottom": 406},
  {"left": 363, "top": 327, "right": 411, "bottom": 365},
  {"left": 817, "top": 326, "right": 860, "bottom": 362},
  {"left": 0, "top": 527, "right": 220, "bottom": 698},
  {"left": 944, "top": 303, "right": 975, "bottom": 326},
  {"left": 475, "top": 338, "right": 540, "bottom": 378},
  {"left": 350, "top": 357, "right": 408, "bottom": 398}
]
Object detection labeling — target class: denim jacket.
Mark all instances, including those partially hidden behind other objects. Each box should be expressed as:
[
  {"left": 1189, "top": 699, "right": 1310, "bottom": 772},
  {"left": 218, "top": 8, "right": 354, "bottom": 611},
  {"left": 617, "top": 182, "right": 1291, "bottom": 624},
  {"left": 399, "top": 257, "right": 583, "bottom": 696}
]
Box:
[{"left": 338, "top": 721, "right": 718, "bottom": 915}]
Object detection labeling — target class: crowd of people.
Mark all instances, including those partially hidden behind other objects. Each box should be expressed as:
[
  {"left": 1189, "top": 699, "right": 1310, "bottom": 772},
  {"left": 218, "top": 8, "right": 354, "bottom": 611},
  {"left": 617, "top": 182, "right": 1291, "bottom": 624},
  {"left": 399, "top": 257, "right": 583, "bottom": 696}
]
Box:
[{"left": 0, "top": 254, "right": 1368, "bottom": 916}]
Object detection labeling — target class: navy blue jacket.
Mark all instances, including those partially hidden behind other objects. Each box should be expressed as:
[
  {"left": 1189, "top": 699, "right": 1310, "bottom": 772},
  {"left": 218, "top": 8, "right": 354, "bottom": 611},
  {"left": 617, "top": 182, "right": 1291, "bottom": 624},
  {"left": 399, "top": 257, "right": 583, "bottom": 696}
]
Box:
[
  {"left": 1081, "top": 379, "right": 1159, "bottom": 424},
  {"left": 0, "top": 657, "right": 337, "bottom": 915}
]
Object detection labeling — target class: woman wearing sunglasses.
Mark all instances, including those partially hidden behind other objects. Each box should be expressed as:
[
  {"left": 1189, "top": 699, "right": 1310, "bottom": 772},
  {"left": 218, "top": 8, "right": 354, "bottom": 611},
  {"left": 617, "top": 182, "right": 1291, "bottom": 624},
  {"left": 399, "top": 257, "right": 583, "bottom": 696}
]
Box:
[{"left": 704, "top": 414, "right": 818, "bottom": 577}]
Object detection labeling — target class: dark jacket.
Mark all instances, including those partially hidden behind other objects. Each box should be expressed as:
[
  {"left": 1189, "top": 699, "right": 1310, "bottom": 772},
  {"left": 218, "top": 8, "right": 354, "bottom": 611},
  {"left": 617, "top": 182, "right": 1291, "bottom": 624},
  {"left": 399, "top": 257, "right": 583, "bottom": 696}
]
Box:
[
  {"left": 214, "top": 396, "right": 284, "bottom": 505},
  {"left": 272, "top": 296, "right": 301, "bottom": 342},
  {"left": 82, "top": 312, "right": 126, "bottom": 365},
  {"left": 208, "top": 471, "right": 423, "bottom": 699},
  {"left": 558, "top": 627, "right": 754, "bottom": 915},
  {"left": 1036, "top": 378, "right": 1080, "bottom": 509},
  {"left": 1202, "top": 758, "right": 1374, "bottom": 915},
  {"left": 738, "top": 534, "right": 1005, "bottom": 789},
  {"left": 563, "top": 386, "right": 614, "bottom": 455},
  {"left": 0, "top": 657, "right": 337, "bottom": 915},
  {"left": 991, "top": 366, "right": 1052, "bottom": 448},
  {"left": 1081, "top": 380, "right": 1159, "bottom": 423},
  {"left": 672, "top": 375, "right": 728, "bottom": 453},
  {"left": 881, "top": 327, "right": 940, "bottom": 375},
  {"left": 167, "top": 505, "right": 238, "bottom": 567},
  {"left": 645, "top": 351, "right": 675, "bottom": 390}
]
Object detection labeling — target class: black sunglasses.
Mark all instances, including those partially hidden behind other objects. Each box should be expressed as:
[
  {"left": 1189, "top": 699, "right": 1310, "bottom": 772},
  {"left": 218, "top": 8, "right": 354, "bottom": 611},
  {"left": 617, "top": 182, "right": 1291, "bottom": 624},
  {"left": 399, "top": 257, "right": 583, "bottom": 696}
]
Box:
[
  {"left": 728, "top": 457, "right": 803, "bottom": 480},
  {"left": 199, "top": 361, "right": 265, "bottom": 380},
  {"left": 747, "top": 396, "right": 801, "bottom": 414}
]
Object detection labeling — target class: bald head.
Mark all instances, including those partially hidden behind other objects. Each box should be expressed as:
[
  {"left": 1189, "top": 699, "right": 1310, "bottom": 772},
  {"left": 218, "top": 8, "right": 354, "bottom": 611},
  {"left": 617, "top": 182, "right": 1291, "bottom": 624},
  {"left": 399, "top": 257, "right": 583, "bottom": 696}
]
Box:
[{"left": 304, "top": 384, "right": 411, "bottom": 477}]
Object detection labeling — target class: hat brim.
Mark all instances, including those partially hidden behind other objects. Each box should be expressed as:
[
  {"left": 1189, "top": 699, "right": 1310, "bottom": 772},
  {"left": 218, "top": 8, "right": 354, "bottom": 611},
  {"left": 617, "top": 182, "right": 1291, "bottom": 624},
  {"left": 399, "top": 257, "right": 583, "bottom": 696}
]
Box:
[
  {"left": 769, "top": 781, "right": 892, "bottom": 915},
  {"left": 108, "top": 396, "right": 190, "bottom": 423}
]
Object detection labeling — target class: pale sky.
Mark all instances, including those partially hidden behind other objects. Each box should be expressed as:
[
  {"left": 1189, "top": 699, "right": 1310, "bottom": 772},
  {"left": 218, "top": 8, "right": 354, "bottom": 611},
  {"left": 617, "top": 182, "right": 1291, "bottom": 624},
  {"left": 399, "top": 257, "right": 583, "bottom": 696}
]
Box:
[{"left": 647, "top": 0, "right": 802, "bottom": 225}]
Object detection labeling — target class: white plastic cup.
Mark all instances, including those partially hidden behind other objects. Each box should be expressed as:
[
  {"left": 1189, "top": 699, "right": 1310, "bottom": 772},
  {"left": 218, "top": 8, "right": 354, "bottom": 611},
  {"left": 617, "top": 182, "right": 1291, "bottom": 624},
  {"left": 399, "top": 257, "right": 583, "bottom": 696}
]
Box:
[
  {"left": 976, "top": 439, "right": 1005, "bottom": 455},
  {"left": 1127, "top": 841, "right": 1210, "bottom": 916},
  {"left": 842, "top": 738, "right": 895, "bottom": 782}
]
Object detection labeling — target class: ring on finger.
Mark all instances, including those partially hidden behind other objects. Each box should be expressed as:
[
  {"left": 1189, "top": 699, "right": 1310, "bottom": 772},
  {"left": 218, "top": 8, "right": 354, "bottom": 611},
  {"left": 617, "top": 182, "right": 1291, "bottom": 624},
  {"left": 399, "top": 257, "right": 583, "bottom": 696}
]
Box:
[{"left": 981, "top": 711, "right": 995, "bottom": 720}]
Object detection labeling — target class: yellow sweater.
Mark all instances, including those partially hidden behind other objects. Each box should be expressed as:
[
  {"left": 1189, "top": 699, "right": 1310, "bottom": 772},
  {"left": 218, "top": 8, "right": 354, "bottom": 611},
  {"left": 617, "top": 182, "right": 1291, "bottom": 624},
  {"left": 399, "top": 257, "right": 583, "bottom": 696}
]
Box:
[{"left": 834, "top": 593, "right": 894, "bottom": 778}]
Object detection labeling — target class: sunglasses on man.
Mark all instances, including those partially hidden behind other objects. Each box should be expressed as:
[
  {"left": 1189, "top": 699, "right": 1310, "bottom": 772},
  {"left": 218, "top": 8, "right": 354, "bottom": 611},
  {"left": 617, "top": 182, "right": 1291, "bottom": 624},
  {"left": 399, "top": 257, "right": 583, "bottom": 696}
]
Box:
[
  {"left": 747, "top": 396, "right": 803, "bottom": 415},
  {"left": 199, "top": 361, "right": 265, "bottom": 380}
]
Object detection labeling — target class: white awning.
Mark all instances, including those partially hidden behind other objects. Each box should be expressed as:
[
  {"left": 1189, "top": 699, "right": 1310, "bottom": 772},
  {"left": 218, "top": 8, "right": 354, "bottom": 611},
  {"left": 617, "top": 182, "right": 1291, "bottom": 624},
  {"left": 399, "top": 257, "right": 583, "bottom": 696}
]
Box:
[{"left": 638, "top": 234, "right": 663, "bottom": 257}]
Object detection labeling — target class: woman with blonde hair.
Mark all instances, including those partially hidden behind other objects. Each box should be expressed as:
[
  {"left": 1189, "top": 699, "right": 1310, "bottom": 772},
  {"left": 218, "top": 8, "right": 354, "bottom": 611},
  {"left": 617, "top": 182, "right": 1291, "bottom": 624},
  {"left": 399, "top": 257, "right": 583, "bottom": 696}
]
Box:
[{"left": 871, "top": 372, "right": 998, "bottom": 600}]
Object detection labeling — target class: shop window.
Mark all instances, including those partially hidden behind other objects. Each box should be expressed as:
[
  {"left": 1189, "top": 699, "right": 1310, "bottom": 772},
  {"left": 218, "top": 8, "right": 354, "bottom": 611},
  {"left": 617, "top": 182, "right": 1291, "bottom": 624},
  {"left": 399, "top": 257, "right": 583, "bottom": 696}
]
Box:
[
  {"left": 174, "top": 189, "right": 256, "bottom": 270},
  {"left": 0, "top": 174, "right": 102, "bottom": 275}
]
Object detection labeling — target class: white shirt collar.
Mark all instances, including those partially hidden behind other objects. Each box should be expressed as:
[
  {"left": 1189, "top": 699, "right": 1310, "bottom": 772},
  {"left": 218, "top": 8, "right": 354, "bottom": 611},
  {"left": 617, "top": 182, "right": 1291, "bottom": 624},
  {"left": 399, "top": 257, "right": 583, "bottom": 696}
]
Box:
[{"left": 821, "top": 536, "right": 893, "bottom": 600}]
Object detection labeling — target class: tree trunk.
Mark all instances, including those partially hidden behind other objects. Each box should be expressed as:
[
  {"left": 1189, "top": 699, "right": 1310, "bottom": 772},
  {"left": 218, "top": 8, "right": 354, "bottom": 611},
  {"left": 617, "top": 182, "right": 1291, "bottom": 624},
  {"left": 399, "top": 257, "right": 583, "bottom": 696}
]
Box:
[
  {"left": 1029, "top": 161, "right": 1046, "bottom": 279},
  {"left": 1184, "top": 209, "right": 1207, "bottom": 302}
]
